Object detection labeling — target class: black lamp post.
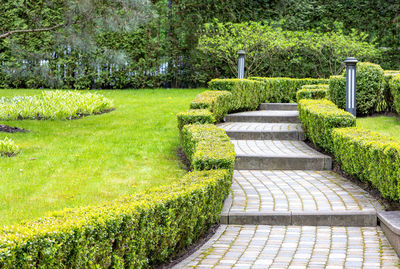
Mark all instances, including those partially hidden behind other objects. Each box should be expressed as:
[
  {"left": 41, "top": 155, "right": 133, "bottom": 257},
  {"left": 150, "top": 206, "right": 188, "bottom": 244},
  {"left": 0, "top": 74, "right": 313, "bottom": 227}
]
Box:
[
  {"left": 344, "top": 57, "right": 358, "bottom": 116},
  {"left": 238, "top": 50, "right": 245, "bottom": 79}
]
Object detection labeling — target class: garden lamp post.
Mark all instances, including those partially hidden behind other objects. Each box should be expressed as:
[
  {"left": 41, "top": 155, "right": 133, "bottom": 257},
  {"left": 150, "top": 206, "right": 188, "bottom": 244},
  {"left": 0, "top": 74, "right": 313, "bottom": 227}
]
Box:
[
  {"left": 344, "top": 57, "right": 358, "bottom": 116},
  {"left": 238, "top": 50, "right": 245, "bottom": 79}
]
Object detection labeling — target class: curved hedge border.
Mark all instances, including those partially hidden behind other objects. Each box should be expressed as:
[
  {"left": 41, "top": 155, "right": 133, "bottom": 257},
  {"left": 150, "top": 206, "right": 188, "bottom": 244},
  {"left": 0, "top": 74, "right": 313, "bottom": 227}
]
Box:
[
  {"left": 389, "top": 75, "right": 400, "bottom": 114},
  {"left": 177, "top": 109, "right": 215, "bottom": 130},
  {"left": 190, "top": 91, "right": 232, "bottom": 122},
  {"left": 296, "top": 84, "right": 328, "bottom": 102}
]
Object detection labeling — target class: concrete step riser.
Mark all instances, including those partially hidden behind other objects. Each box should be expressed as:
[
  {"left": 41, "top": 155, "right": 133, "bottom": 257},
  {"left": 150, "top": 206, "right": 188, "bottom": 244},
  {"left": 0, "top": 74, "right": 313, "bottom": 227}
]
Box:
[
  {"left": 234, "top": 156, "right": 332, "bottom": 170},
  {"left": 225, "top": 115, "right": 300, "bottom": 123},
  {"left": 220, "top": 212, "right": 377, "bottom": 227},
  {"left": 225, "top": 131, "right": 305, "bottom": 140},
  {"left": 259, "top": 103, "right": 298, "bottom": 111}
]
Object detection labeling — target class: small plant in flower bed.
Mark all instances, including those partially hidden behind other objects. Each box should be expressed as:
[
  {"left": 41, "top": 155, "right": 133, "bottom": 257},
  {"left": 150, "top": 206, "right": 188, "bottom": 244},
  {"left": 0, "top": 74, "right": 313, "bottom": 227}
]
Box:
[
  {"left": 0, "top": 90, "right": 114, "bottom": 120},
  {"left": 0, "top": 137, "right": 19, "bottom": 157}
]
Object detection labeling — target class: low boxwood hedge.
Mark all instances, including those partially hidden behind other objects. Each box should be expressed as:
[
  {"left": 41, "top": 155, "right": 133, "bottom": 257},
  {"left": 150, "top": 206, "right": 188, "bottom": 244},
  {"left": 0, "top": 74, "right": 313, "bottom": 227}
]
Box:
[
  {"left": 0, "top": 169, "right": 232, "bottom": 268},
  {"left": 190, "top": 91, "right": 232, "bottom": 122},
  {"left": 208, "top": 79, "right": 265, "bottom": 112},
  {"left": 181, "top": 124, "right": 235, "bottom": 171},
  {"left": 298, "top": 99, "right": 355, "bottom": 151},
  {"left": 176, "top": 109, "right": 215, "bottom": 130},
  {"left": 296, "top": 84, "right": 328, "bottom": 102},
  {"left": 249, "top": 77, "right": 328, "bottom": 103},
  {"left": 389, "top": 75, "right": 400, "bottom": 114},
  {"left": 332, "top": 127, "right": 400, "bottom": 201}
]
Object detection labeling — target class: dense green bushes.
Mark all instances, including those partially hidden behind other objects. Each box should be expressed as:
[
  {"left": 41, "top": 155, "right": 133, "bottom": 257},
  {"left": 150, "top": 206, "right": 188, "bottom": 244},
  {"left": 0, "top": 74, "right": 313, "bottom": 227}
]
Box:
[
  {"left": 176, "top": 109, "right": 215, "bottom": 130},
  {"left": 389, "top": 75, "right": 400, "bottom": 114},
  {"left": 0, "top": 137, "right": 19, "bottom": 157},
  {"left": 328, "top": 62, "right": 384, "bottom": 115},
  {"left": 298, "top": 99, "right": 355, "bottom": 151},
  {"left": 208, "top": 79, "right": 265, "bottom": 111},
  {"left": 0, "top": 169, "right": 232, "bottom": 267},
  {"left": 181, "top": 124, "right": 235, "bottom": 171},
  {"left": 332, "top": 128, "right": 400, "bottom": 201},
  {"left": 0, "top": 91, "right": 114, "bottom": 120},
  {"left": 190, "top": 91, "right": 232, "bottom": 122},
  {"left": 296, "top": 84, "right": 328, "bottom": 102},
  {"left": 250, "top": 77, "right": 328, "bottom": 103}
]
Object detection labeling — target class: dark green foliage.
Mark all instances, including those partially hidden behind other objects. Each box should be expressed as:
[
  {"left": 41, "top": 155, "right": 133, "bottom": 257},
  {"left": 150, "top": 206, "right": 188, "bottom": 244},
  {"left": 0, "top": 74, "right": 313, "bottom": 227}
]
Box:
[
  {"left": 298, "top": 99, "right": 355, "bottom": 152},
  {"left": 250, "top": 77, "right": 328, "bottom": 103},
  {"left": 296, "top": 85, "right": 328, "bottom": 102},
  {"left": 384, "top": 71, "right": 400, "bottom": 112},
  {"left": 176, "top": 109, "right": 215, "bottom": 130},
  {"left": 208, "top": 79, "right": 265, "bottom": 112},
  {"left": 190, "top": 91, "right": 232, "bottom": 122},
  {"left": 181, "top": 124, "right": 235, "bottom": 171},
  {"left": 332, "top": 127, "right": 400, "bottom": 201},
  {"left": 389, "top": 75, "right": 400, "bottom": 114},
  {"left": 328, "top": 62, "right": 385, "bottom": 115},
  {"left": 0, "top": 169, "right": 232, "bottom": 267}
]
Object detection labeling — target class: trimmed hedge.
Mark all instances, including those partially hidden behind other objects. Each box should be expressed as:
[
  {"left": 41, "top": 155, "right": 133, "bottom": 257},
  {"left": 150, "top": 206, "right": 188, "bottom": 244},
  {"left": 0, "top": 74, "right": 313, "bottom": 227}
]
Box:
[
  {"left": 0, "top": 137, "right": 19, "bottom": 157},
  {"left": 249, "top": 77, "right": 328, "bottom": 103},
  {"left": 190, "top": 91, "right": 232, "bottom": 122},
  {"left": 296, "top": 84, "right": 329, "bottom": 102},
  {"left": 298, "top": 99, "right": 355, "bottom": 151},
  {"left": 332, "top": 127, "right": 400, "bottom": 201},
  {"left": 389, "top": 75, "right": 400, "bottom": 114},
  {"left": 383, "top": 71, "right": 400, "bottom": 111},
  {"left": 176, "top": 109, "right": 215, "bottom": 130},
  {"left": 328, "top": 62, "right": 385, "bottom": 115},
  {"left": 0, "top": 169, "right": 232, "bottom": 267},
  {"left": 208, "top": 79, "right": 265, "bottom": 112},
  {"left": 181, "top": 124, "right": 235, "bottom": 171}
]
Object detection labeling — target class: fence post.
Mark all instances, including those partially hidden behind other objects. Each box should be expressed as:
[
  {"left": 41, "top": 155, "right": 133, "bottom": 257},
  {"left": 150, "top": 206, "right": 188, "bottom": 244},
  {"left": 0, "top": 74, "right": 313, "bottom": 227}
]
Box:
[
  {"left": 238, "top": 50, "right": 245, "bottom": 79},
  {"left": 344, "top": 57, "right": 358, "bottom": 116}
]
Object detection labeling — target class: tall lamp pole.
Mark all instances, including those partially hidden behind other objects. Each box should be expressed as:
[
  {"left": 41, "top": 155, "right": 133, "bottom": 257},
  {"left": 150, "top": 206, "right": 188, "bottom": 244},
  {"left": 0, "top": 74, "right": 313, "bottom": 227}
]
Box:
[{"left": 344, "top": 57, "right": 358, "bottom": 116}]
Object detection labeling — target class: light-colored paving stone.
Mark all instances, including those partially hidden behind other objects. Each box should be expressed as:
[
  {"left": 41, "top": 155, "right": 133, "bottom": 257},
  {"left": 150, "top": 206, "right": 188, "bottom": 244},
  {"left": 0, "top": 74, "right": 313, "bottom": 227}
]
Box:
[
  {"left": 218, "top": 122, "right": 302, "bottom": 132},
  {"left": 225, "top": 110, "right": 300, "bottom": 123},
  {"left": 225, "top": 170, "right": 382, "bottom": 214},
  {"left": 174, "top": 225, "right": 400, "bottom": 268},
  {"left": 227, "top": 110, "right": 299, "bottom": 118}
]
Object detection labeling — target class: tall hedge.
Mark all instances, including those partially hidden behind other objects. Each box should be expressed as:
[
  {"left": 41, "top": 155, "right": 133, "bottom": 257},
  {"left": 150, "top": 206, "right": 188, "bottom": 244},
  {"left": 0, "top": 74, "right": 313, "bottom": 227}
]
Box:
[{"left": 389, "top": 75, "right": 400, "bottom": 114}]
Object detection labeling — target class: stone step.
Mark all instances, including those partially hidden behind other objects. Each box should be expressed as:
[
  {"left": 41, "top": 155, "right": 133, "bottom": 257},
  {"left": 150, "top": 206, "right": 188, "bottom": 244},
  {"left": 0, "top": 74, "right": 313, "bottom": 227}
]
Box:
[
  {"left": 259, "top": 103, "right": 298, "bottom": 111},
  {"left": 220, "top": 170, "right": 382, "bottom": 227},
  {"left": 225, "top": 110, "right": 300, "bottom": 123},
  {"left": 232, "top": 140, "right": 332, "bottom": 170},
  {"left": 174, "top": 225, "right": 399, "bottom": 268},
  {"left": 218, "top": 122, "right": 305, "bottom": 140}
]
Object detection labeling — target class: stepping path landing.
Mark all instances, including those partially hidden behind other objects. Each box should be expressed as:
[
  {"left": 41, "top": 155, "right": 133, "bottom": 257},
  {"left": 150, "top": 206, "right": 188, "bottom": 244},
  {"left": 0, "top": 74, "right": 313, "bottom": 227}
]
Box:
[{"left": 174, "top": 103, "right": 399, "bottom": 268}]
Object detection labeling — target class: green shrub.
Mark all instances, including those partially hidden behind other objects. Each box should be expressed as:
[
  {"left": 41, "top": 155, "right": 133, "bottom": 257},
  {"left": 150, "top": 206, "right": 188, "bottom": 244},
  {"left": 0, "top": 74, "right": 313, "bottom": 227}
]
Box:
[
  {"left": 298, "top": 99, "right": 355, "bottom": 151},
  {"left": 181, "top": 124, "right": 235, "bottom": 171},
  {"left": 0, "top": 169, "right": 232, "bottom": 267},
  {"left": 328, "top": 62, "right": 385, "bottom": 115},
  {"left": 389, "top": 75, "right": 400, "bottom": 114},
  {"left": 250, "top": 77, "right": 328, "bottom": 103},
  {"left": 0, "top": 91, "right": 114, "bottom": 120},
  {"left": 296, "top": 84, "right": 328, "bottom": 102},
  {"left": 332, "top": 127, "right": 400, "bottom": 201},
  {"left": 0, "top": 137, "right": 19, "bottom": 157},
  {"left": 176, "top": 109, "right": 215, "bottom": 130},
  {"left": 208, "top": 79, "right": 265, "bottom": 112},
  {"left": 190, "top": 91, "right": 232, "bottom": 122}
]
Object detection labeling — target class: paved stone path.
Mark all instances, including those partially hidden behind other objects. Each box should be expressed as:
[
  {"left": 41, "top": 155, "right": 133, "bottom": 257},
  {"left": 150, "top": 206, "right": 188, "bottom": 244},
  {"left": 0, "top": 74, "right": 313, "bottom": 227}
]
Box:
[{"left": 174, "top": 103, "right": 399, "bottom": 268}]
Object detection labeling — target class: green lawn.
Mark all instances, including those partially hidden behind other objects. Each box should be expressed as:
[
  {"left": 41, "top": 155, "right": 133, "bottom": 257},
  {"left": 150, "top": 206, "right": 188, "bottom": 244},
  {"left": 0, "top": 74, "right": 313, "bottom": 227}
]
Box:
[
  {"left": 357, "top": 116, "right": 400, "bottom": 140},
  {"left": 0, "top": 88, "right": 202, "bottom": 225}
]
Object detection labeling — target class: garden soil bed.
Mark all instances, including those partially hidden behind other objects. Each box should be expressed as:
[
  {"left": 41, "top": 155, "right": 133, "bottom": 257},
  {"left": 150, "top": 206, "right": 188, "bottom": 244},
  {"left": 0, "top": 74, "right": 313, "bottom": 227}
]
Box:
[{"left": 0, "top": 124, "right": 27, "bottom": 133}]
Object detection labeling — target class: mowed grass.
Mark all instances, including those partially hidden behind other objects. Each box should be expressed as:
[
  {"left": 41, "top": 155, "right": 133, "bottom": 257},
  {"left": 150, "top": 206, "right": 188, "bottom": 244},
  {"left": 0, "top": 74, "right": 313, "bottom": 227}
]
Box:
[
  {"left": 357, "top": 115, "right": 400, "bottom": 140},
  {"left": 0, "top": 88, "right": 203, "bottom": 225}
]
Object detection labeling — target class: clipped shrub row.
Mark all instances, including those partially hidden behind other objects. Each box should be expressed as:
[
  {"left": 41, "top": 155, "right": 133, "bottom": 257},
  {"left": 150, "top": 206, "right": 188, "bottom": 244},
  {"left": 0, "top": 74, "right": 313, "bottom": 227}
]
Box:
[
  {"left": 389, "top": 75, "right": 400, "bottom": 114},
  {"left": 298, "top": 99, "right": 355, "bottom": 151},
  {"left": 0, "top": 90, "right": 114, "bottom": 120},
  {"left": 176, "top": 109, "right": 215, "bottom": 130},
  {"left": 181, "top": 124, "right": 235, "bottom": 171},
  {"left": 250, "top": 77, "right": 328, "bottom": 103},
  {"left": 0, "top": 169, "right": 232, "bottom": 267},
  {"left": 296, "top": 84, "right": 328, "bottom": 102},
  {"left": 0, "top": 137, "right": 19, "bottom": 157},
  {"left": 332, "top": 128, "right": 400, "bottom": 201},
  {"left": 190, "top": 91, "right": 232, "bottom": 122},
  {"left": 208, "top": 79, "right": 265, "bottom": 112}
]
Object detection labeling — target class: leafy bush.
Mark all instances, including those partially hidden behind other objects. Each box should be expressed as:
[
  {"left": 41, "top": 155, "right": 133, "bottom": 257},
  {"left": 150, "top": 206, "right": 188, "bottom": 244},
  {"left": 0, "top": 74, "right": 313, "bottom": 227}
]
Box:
[
  {"left": 296, "top": 84, "right": 329, "bottom": 102},
  {"left": 208, "top": 79, "right": 265, "bottom": 112},
  {"left": 0, "top": 137, "right": 19, "bottom": 157},
  {"left": 0, "top": 169, "right": 232, "bottom": 267},
  {"left": 181, "top": 124, "right": 235, "bottom": 171},
  {"left": 298, "top": 99, "right": 355, "bottom": 151},
  {"left": 250, "top": 77, "right": 328, "bottom": 103},
  {"left": 190, "top": 91, "right": 232, "bottom": 122},
  {"left": 384, "top": 71, "right": 400, "bottom": 112},
  {"left": 332, "top": 127, "right": 400, "bottom": 201},
  {"left": 328, "top": 62, "right": 385, "bottom": 115},
  {"left": 176, "top": 109, "right": 215, "bottom": 131},
  {"left": 389, "top": 75, "right": 400, "bottom": 114},
  {"left": 0, "top": 91, "right": 114, "bottom": 120}
]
